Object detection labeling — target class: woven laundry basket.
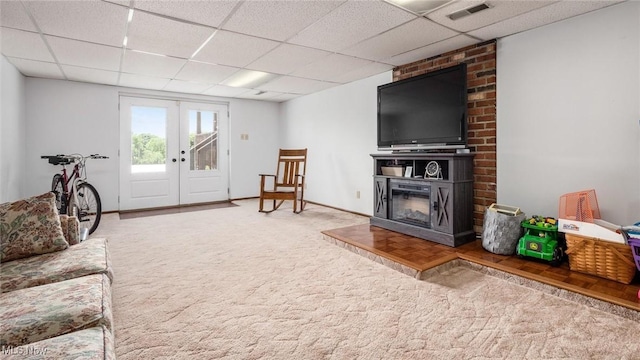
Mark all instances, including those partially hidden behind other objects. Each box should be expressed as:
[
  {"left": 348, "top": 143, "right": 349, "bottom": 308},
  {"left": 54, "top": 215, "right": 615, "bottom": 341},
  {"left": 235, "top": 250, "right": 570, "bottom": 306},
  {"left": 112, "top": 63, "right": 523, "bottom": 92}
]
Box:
[{"left": 565, "top": 234, "right": 637, "bottom": 284}]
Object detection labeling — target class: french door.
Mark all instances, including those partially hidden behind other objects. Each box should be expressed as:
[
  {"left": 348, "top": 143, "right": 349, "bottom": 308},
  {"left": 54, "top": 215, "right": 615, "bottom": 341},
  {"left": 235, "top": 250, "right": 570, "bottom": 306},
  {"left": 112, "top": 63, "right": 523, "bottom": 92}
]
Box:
[{"left": 119, "top": 96, "right": 229, "bottom": 211}]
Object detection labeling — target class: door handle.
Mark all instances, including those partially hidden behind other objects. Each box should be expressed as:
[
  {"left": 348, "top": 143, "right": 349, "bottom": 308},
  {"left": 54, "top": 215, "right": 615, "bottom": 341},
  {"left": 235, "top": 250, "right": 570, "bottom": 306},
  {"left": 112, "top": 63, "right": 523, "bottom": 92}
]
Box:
[{"left": 172, "top": 158, "right": 177, "bottom": 163}]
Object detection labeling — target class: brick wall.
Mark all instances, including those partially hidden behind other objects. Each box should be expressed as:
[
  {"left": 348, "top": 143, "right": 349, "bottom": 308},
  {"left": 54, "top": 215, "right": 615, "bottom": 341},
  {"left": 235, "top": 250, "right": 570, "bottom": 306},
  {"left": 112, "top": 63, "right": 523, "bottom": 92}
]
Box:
[{"left": 393, "top": 40, "right": 497, "bottom": 234}]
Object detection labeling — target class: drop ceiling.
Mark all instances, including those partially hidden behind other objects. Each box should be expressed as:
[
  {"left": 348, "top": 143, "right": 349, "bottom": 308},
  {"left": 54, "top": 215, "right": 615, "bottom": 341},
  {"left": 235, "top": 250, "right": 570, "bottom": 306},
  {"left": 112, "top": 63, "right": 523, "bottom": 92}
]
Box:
[{"left": 0, "top": 0, "right": 625, "bottom": 102}]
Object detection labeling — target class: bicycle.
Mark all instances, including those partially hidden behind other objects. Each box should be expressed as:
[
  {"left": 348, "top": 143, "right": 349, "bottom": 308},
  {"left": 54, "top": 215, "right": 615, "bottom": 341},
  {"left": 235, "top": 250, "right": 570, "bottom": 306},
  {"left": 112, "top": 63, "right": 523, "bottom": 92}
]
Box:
[{"left": 41, "top": 154, "right": 108, "bottom": 235}]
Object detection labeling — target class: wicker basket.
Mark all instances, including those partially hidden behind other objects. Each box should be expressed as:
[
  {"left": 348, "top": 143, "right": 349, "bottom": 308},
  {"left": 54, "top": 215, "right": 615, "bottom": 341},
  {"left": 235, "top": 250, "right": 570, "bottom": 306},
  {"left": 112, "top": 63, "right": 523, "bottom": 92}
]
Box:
[{"left": 565, "top": 234, "right": 637, "bottom": 284}]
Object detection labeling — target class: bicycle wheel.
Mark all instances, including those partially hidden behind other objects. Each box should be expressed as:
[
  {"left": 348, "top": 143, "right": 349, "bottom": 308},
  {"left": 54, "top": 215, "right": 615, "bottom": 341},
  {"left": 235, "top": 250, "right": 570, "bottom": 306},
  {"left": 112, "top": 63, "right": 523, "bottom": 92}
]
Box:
[
  {"left": 51, "top": 174, "right": 65, "bottom": 214},
  {"left": 74, "top": 182, "right": 102, "bottom": 235}
]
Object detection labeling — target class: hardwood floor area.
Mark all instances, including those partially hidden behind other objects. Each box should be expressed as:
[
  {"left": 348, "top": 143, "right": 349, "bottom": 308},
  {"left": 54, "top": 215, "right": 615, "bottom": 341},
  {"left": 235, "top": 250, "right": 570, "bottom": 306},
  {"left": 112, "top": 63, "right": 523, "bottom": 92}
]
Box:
[{"left": 323, "top": 224, "right": 640, "bottom": 312}]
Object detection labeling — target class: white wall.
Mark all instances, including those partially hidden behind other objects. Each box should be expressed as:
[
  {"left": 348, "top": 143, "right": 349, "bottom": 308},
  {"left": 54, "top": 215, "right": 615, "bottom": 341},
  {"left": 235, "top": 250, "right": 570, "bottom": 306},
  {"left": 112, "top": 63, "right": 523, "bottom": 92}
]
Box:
[
  {"left": 24, "top": 78, "right": 280, "bottom": 211},
  {"left": 228, "top": 98, "right": 280, "bottom": 198},
  {"left": 497, "top": 1, "right": 639, "bottom": 225},
  {"left": 0, "top": 56, "right": 26, "bottom": 203},
  {"left": 25, "top": 78, "right": 118, "bottom": 209},
  {"left": 280, "top": 72, "right": 392, "bottom": 215}
]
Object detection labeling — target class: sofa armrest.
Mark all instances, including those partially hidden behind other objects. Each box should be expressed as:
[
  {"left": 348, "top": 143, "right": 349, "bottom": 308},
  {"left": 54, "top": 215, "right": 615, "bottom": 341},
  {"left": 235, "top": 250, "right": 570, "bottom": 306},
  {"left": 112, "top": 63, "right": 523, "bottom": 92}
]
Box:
[{"left": 60, "top": 215, "right": 81, "bottom": 245}]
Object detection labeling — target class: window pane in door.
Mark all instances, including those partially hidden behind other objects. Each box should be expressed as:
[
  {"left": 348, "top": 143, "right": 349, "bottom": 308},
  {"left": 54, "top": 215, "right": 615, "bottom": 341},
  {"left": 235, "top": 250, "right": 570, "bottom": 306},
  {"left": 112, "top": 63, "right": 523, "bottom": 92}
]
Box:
[
  {"left": 189, "top": 110, "right": 217, "bottom": 171},
  {"left": 131, "top": 106, "right": 167, "bottom": 173}
]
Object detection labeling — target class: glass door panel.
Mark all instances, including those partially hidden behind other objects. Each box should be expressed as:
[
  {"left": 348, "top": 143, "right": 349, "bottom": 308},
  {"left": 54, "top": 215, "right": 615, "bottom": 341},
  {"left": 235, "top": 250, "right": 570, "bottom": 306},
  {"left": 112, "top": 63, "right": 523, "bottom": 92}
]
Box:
[
  {"left": 189, "top": 110, "right": 218, "bottom": 171},
  {"left": 131, "top": 106, "right": 167, "bottom": 174}
]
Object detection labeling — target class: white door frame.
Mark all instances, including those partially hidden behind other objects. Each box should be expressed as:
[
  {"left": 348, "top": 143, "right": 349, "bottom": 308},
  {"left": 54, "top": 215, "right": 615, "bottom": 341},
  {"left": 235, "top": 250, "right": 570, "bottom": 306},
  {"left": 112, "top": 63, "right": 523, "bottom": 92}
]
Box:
[
  {"left": 119, "top": 96, "right": 180, "bottom": 211},
  {"left": 179, "top": 101, "right": 229, "bottom": 205},
  {"left": 119, "top": 95, "right": 230, "bottom": 210}
]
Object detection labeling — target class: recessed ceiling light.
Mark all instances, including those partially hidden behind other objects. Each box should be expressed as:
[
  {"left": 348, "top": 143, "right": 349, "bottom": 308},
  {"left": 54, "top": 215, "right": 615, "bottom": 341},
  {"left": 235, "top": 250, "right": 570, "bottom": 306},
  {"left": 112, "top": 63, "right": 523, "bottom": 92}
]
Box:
[
  {"left": 385, "top": 0, "right": 451, "bottom": 15},
  {"left": 223, "top": 70, "right": 277, "bottom": 88},
  {"left": 131, "top": 49, "right": 168, "bottom": 57}
]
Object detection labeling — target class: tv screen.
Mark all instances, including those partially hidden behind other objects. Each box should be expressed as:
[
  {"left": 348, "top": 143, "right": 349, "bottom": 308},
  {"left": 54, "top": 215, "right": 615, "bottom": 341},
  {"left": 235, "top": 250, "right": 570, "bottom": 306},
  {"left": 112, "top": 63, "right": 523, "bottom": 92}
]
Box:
[{"left": 377, "top": 63, "right": 467, "bottom": 151}]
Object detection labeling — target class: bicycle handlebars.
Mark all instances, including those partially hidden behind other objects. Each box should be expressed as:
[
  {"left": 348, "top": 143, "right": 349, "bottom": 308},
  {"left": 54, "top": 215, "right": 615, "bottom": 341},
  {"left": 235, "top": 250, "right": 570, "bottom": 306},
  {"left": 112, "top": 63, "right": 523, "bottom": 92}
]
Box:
[
  {"left": 41, "top": 154, "right": 109, "bottom": 165},
  {"left": 88, "top": 154, "right": 109, "bottom": 159}
]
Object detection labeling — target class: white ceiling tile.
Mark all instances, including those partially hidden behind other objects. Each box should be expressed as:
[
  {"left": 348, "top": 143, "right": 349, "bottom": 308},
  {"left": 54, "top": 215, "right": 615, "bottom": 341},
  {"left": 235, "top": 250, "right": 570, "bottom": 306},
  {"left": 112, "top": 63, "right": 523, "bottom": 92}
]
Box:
[
  {"left": 193, "top": 30, "right": 280, "bottom": 67},
  {"left": 46, "top": 36, "right": 122, "bottom": 71},
  {"left": 342, "top": 18, "right": 458, "bottom": 61},
  {"left": 119, "top": 73, "right": 171, "bottom": 90},
  {"left": 290, "top": 53, "right": 372, "bottom": 81},
  {"left": 134, "top": 0, "right": 240, "bottom": 28},
  {"left": 122, "top": 50, "right": 187, "bottom": 78},
  {"left": 0, "top": 0, "right": 625, "bottom": 101},
  {"left": 385, "top": 34, "right": 478, "bottom": 66},
  {"left": 162, "top": 80, "right": 212, "bottom": 94},
  {"left": 6, "top": 57, "right": 63, "bottom": 79},
  {"left": 222, "top": 0, "right": 344, "bottom": 41},
  {"left": 24, "top": 1, "right": 128, "bottom": 47},
  {"left": 127, "top": 11, "right": 214, "bottom": 58},
  {"left": 0, "top": 1, "right": 37, "bottom": 32},
  {"left": 289, "top": 1, "right": 417, "bottom": 52},
  {"left": 61, "top": 65, "right": 119, "bottom": 85},
  {"left": 203, "top": 85, "right": 251, "bottom": 98},
  {"left": 257, "top": 76, "right": 339, "bottom": 94},
  {"left": 1, "top": 28, "right": 53, "bottom": 62},
  {"left": 329, "top": 62, "right": 394, "bottom": 84},
  {"left": 175, "top": 61, "right": 239, "bottom": 84},
  {"left": 468, "top": 1, "right": 625, "bottom": 41},
  {"left": 426, "top": 0, "right": 554, "bottom": 33},
  {"left": 247, "top": 44, "right": 332, "bottom": 75}
]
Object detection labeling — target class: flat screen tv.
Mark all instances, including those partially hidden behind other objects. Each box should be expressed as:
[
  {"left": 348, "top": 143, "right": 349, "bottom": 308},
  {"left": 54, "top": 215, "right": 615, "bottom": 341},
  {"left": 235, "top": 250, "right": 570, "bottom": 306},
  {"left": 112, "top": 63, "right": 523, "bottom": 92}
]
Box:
[{"left": 377, "top": 63, "right": 467, "bottom": 151}]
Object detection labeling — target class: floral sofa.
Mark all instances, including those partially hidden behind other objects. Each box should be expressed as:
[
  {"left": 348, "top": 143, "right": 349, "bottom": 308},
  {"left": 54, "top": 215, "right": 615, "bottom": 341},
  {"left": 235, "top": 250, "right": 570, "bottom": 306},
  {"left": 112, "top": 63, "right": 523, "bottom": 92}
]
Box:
[{"left": 0, "top": 192, "right": 114, "bottom": 359}]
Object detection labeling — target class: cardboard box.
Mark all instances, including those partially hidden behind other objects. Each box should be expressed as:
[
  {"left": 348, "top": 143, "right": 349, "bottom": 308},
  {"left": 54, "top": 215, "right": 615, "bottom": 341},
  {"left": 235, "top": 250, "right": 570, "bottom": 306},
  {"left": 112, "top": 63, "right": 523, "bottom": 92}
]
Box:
[
  {"left": 381, "top": 166, "right": 403, "bottom": 176},
  {"left": 558, "top": 218, "right": 625, "bottom": 244}
]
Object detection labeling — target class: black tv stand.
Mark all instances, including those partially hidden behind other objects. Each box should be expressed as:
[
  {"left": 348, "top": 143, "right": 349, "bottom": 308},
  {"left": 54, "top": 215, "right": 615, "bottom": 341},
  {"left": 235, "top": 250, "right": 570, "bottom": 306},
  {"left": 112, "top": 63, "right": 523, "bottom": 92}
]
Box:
[{"left": 370, "top": 152, "right": 475, "bottom": 247}]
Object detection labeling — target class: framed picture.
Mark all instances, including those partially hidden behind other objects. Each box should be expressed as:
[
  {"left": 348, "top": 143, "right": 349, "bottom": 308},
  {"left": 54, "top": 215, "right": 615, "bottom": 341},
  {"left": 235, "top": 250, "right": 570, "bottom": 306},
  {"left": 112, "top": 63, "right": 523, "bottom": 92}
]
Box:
[{"left": 404, "top": 166, "right": 413, "bottom": 178}]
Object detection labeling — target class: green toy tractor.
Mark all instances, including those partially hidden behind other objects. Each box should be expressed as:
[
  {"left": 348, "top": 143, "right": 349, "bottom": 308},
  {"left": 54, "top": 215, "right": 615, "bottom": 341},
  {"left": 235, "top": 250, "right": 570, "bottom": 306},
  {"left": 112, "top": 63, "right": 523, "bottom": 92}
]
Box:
[{"left": 516, "top": 216, "right": 564, "bottom": 266}]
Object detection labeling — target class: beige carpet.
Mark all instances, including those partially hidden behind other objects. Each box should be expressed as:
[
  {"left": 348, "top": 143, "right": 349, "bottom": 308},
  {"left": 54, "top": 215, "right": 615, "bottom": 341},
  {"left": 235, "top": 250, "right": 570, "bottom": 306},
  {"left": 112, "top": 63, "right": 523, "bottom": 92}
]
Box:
[{"left": 94, "top": 200, "right": 640, "bottom": 359}]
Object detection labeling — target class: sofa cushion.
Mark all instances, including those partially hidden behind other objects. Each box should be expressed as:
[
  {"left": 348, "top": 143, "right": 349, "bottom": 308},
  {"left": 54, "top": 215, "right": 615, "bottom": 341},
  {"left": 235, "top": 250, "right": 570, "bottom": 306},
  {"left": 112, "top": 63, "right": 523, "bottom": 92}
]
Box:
[
  {"left": 0, "top": 326, "right": 114, "bottom": 360},
  {"left": 0, "top": 273, "right": 112, "bottom": 347},
  {"left": 0, "top": 238, "right": 113, "bottom": 293},
  {"left": 0, "top": 192, "right": 68, "bottom": 262}
]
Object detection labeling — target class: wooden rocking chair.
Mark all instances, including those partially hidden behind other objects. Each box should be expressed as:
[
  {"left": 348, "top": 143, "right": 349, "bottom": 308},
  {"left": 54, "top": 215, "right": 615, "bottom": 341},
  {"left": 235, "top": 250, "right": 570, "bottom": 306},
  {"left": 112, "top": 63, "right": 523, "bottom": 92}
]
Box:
[{"left": 259, "top": 149, "right": 307, "bottom": 213}]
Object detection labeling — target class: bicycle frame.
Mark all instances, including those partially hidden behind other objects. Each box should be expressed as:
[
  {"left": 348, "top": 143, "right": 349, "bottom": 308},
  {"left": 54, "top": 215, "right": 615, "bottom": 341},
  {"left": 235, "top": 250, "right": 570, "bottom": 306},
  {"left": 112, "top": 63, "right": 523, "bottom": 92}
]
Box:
[{"left": 57, "top": 161, "right": 85, "bottom": 216}]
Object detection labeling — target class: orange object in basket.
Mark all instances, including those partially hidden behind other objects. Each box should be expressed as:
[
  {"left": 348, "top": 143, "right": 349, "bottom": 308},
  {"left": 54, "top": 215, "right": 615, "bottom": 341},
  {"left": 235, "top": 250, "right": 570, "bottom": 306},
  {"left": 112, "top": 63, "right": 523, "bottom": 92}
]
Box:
[{"left": 558, "top": 189, "right": 601, "bottom": 222}]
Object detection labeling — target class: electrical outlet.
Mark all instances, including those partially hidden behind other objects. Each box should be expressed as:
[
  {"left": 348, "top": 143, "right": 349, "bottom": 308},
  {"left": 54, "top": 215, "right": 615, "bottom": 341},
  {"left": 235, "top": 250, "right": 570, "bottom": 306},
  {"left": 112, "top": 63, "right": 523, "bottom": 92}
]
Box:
[
  {"left": 356, "top": 190, "right": 360, "bottom": 199},
  {"left": 240, "top": 134, "right": 249, "bottom": 140}
]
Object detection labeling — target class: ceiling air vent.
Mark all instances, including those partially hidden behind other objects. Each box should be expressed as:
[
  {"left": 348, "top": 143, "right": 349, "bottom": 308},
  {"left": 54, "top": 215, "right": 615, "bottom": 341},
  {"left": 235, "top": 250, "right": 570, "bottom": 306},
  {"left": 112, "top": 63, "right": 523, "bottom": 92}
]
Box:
[{"left": 447, "top": 3, "right": 490, "bottom": 21}]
